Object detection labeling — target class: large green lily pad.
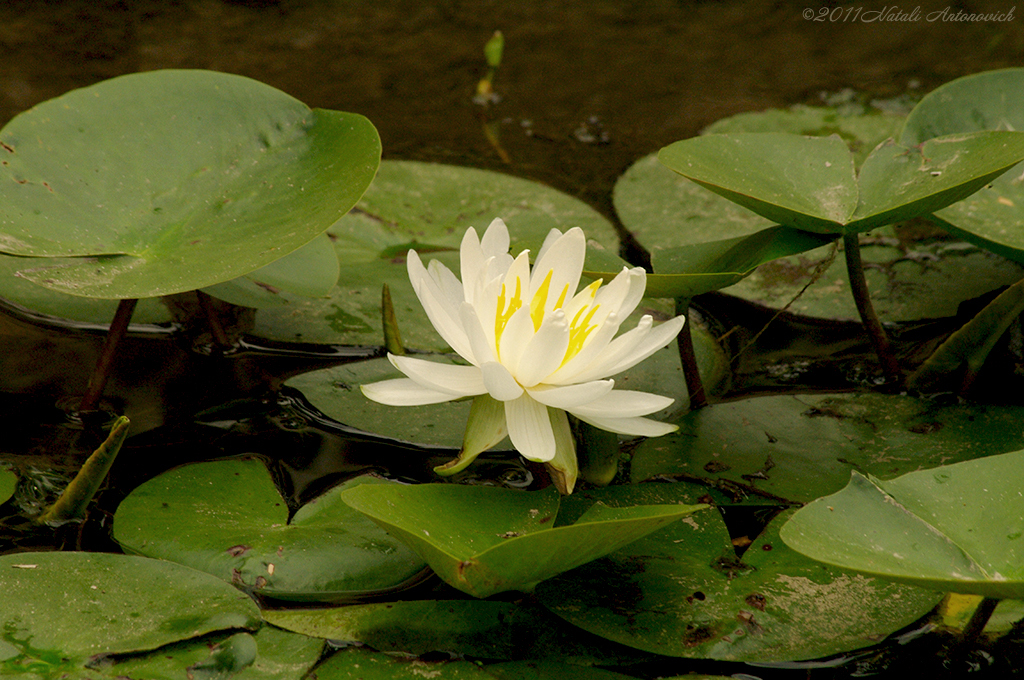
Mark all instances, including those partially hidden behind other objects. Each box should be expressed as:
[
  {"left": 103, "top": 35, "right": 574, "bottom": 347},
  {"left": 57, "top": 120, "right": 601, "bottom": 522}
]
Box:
[
  {"left": 265, "top": 599, "right": 652, "bottom": 665},
  {"left": 95, "top": 626, "right": 324, "bottom": 680},
  {"left": 311, "top": 647, "right": 495, "bottom": 680},
  {"left": 0, "top": 69, "right": 380, "bottom": 298},
  {"left": 113, "top": 458, "right": 427, "bottom": 601},
  {"left": 781, "top": 448, "right": 1024, "bottom": 599},
  {"left": 658, "top": 130, "right": 1024, "bottom": 235},
  {"left": 900, "top": 68, "right": 1024, "bottom": 264},
  {"left": 629, "top": 392, "right": 1024, "bottom": 505},
  {"left": 537, "top": 483, "right": 941, "bottom": 662},
  {"left": 339, "top": 483, "right": 705, "bottom": 598},
  {"left": 0, "top": 551, "right": 261, "bottom": 676},
  {"left": 249, "top": 160, "right": 622, "bottom": 347}
]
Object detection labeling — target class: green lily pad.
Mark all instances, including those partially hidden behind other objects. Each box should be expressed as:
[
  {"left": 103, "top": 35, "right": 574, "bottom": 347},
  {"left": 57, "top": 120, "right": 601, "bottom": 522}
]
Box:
[
  {"left": 311, "top": 647, "right": 494, "bottom": 680},
  {"left": 112, "top": 458, "right": 427, "bottom": 601},
  {"left": 200, "top": 232, "right": 341, "bottom": 309},
  {"left": 780, "top": 448, "right": 1024, "bottom": 599},
  {"left": 99, "top": 626, "right": 324, "bottom": 680},
  {"left": 0, "top": 253, "right": 174, "bottom": 326},
  {"left": 0, "top": 69, "right": 380, "bottom": 298},
  {"left": 724, "top": 232, "right": 1024, "bottom": 322},
  {"left": 339, "top": 483, "right": 705, "bottom": 598},
  {"left": 249, "top": 160, "right": 622, "bottom": 347},
  {"left": 284, "top": 310, "right": 726, "bottom": 452},
  {"left": 900, "top": 68, "right": 1024, "bottom": 264},
  {"left": 538, "top": 483, "right": 941, "bottom": 662},
  {"left": 0, "top": 467, "right": 15, "bottom": 505},
  {"left": 658, "top": 130, "right": 1024, "bottom": 235},
  {"left": 0, "top": 551, "right": 261, "bottom": 676},
  {"left": 265, "top": 599, "right": 651, "bottom": 665},
  {"left": 629, "top": 392, "right": 1024, "bottom": 505}
]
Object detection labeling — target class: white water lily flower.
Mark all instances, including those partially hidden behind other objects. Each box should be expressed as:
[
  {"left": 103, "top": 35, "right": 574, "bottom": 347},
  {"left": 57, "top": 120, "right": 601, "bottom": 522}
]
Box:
[{"left": 361, "top": 217, "right": 685, "bottom": 494}]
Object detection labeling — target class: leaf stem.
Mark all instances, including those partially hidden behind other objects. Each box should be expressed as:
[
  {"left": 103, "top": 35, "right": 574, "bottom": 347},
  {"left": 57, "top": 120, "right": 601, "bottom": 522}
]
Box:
[
  {"left": 842, "top": 233, "right": 902, "bottom": 385},
  {"left": 961, "top": 596, "right": 1000, "bottom": 644},
  {"left": 79, "top": 298, "right": 138, "bottom": 413},
  {"left": 675, "top": 297, "right": 707, "bottom": 409}
]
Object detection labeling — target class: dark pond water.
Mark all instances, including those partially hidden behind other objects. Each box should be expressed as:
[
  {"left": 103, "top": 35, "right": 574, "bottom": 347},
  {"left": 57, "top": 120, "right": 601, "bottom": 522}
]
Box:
[{"left": 3, "top": 0, "right": 1024, "bottom": 678}]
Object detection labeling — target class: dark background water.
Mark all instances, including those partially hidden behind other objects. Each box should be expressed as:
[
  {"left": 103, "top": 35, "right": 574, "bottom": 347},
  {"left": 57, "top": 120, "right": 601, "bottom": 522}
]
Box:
[{"left": 3, "top": 0, "right": 1023, "bottom": 218}]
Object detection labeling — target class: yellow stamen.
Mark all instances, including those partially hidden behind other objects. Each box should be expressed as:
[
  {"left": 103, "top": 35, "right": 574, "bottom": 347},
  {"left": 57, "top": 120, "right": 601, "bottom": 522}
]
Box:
[
  {"left": 494, "top": 277, "right": 523, "bottom": 358},
  {"left": 564, "top": 303, "right": 600, "bottom": 363},
  {"left": 530, "top": 270, "right": 553, "bottom": 331}
]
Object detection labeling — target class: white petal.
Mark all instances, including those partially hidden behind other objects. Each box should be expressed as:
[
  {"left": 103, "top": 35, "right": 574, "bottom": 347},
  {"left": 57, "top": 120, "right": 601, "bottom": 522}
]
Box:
[
  {"left": 498, "top": 304, "right": 535, "bottom": 370},
  {"left": 530, "top": 227, "right": 585, "bottom": 310},
  {"left": 544, "top": 310, "right": 624, "bottom": 385},
  {"left": 480, "top": 217, "right": 510, "bottom": 258},
  {"left": 526, "top": 379, "right": 614, "bottom": 409},
  {"left": 593, "top": 267, "right": 646, "bottom": 322},
  {"left": 568, "top": 389, "right": 674, "bottom": 418},
  {"left": 515, "top": 310, "right": 570, "bottom": 387},
  {"left": 427, "top": 258, "right": 465, "bottom": 312},
  {"left": 534, "top": 227, "right": 564, "bottom": 263},
  {"left": 408, "top": 251, "right": 473, "bottom": 360},
  {"left": 481, "top": 361, "right": 524, "bottom": 401},
  {"left": 459, "top": 226, "right": 484, "bottom": 304},
  {"left": 598, "top": 314, "right": 687, "bottom": 377},
  {"left": 572, "top": 413, "right": 678, "bottom": 437},
  {"left": 460, "top": 302, "right": 497, "bottom": 365},
  {"left": 360, "top": 379, "right": 460, "bottom": 406},
  {"left": 388, "top": 354, "right": 486, "bottom": 397},
  {"left": 558, "top": 315, "right": 653, "bottom": 383},
  {"left": 505, "top": 394, "right": 556, "bottom": 462}
]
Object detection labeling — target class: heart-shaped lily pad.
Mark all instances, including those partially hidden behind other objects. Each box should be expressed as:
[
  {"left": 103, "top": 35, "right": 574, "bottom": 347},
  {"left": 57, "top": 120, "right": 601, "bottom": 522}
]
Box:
[
  {"left": 537, "top": 483, "right": 941, "bottom": 662},
  {"left": 629, "top": 392, "right": 1024, "bottom": 505},
  {"left": 0, "top": 551, "right": 261, "bottom": 676},
  {"left": 248, "top": 160, "right": 622, "bottom": 348},
  {"left": 0, "top": 69, "right": 380, "bottom": 298},
  {"left": 339, "top": 483, "right": 705, "bottom": 598},
  {"left": 781, "top": 448, "right": 1024, "bottom": 599},
  {"left": 113, "top": 458, "right": 427, "bottom": 601}
]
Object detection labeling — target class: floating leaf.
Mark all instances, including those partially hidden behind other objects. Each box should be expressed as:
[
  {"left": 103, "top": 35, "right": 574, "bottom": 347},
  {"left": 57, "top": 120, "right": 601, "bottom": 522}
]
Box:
[
  {"left": 311, "top": 647, "right": 494, "bottom": 680},
  {"left": 538, "top": 484, "right": 941, "bottom": 662},
  {"left": 97, "top": 626, "right": 323, "bottom": 680},
  {"left": 629, "top": 392, "right": 1024, "bottom": 505},
  {"left": 908, "top": 276, "right": 1024, "bottom": 391},
  {"left": 901, "top": 68, "right": 1024, "bottom": 264},
  {"left": 0, "top": 551, "right": 260, "bottom": 676},
  {"left": 658, "top": 131, "right": 1024, "bottom": 235},
  {"left": 781, "top": 449, "right": 1024, "bottom": 599},
  {"left": 200, "top": 233, "right": 340, "bottom": 309},
  {"left": 248, "top": 160, "right": 621, "bottom": 347},
  {"left": 113, "top": 458, "right": 427, "bottom": 601},
  {"left": 0, "top": 468, "right": 15, "bottom": 505},
  {"left": 339, "top": 483, "right": 705, "bottom": 598},
  {"left": 265, "top": 599, "right": 650, "bottom": 665},
  {"left": 0, "top": 69, "right": 380, "bottom": 298}
]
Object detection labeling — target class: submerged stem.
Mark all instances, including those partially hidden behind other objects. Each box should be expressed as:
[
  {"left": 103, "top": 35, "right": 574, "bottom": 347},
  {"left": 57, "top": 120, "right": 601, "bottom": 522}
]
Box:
[
  {"left": 675, "top": 297, "right": 707, "bottom": 409},
  {"left": 961, "top": 596, "right": 1000, "bottom": 644},
  {"left": 842, "top": 233, "right": 902, "bottom": 385},
  {"left": 79, "top": 298, "right": 138, "bottom": 413}
]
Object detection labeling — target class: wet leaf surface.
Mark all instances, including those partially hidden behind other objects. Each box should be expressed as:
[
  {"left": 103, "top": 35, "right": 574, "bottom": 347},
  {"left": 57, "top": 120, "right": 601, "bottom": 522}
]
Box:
[
  {"left": 781, "top": 448, "right": 1024, "bottom": 599},
  {"left": 630, "top": 392, "right": 1024, "bottom": 505},
  {"left": 0, "top": 70, "right": 380, "bottom": 299},
  {"left": 113, "top": 458, "right": 427, "bottom": 601},
  {"left": 537, "top": 483, "right": 941, "bottom": 662},
  {"left": 339, "top": 483, "right": 705, "bottom": 598}
]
